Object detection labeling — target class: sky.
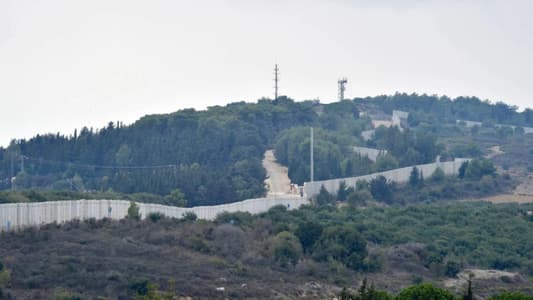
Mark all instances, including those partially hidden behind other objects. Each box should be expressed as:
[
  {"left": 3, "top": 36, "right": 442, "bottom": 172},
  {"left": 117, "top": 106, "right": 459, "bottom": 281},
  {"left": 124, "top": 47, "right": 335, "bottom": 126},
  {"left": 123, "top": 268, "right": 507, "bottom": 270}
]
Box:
[{"left": 1, "top": 0, "right": 533, "bottom": 146}]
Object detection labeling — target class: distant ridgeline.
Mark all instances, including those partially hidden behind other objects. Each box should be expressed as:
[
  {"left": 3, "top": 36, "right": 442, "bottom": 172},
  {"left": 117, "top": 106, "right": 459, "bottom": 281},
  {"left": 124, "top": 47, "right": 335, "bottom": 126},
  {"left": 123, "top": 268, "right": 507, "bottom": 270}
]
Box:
[
  {"left": 357, "top": 93, "right": 533, "bottom": 127},
  {"left": 0, "top": 94, "right": 530, "bottom": 206}
]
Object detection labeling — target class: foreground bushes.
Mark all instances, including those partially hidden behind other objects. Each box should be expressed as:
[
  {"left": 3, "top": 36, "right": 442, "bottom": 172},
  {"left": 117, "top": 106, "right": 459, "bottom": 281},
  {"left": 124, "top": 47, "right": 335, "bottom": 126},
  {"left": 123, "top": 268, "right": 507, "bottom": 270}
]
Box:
[{"left": 340, "top": 282, "right": 533, "bottom": 300}]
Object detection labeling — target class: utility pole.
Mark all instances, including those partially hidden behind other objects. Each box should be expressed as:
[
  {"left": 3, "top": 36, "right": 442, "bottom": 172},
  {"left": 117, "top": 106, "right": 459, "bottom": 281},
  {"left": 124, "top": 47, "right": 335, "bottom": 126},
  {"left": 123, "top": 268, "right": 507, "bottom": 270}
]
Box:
[
  {"left": 10, "top": 152, "right": 14, "bottom": 190},
  {"left": 274, "top": 64, "right": 279, "bottom": 100},
  {"left": 338, "top": 78, "right": 347, "bottom": 101},
  {"left": 310, "top": 127, "right": 314, "bottom": 182}
]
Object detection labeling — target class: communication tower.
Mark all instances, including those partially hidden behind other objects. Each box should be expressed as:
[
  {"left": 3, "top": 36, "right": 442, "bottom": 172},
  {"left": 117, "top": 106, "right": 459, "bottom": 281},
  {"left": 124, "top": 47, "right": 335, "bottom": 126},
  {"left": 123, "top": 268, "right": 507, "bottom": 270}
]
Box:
[{"left": 338, "top": 78, "right": 348, "bottom": 101}]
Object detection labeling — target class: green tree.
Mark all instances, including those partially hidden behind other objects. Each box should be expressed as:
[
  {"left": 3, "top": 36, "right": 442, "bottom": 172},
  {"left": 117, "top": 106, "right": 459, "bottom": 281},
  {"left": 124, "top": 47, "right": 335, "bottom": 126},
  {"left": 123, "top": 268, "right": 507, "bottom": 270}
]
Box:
[
  {"left": 295, "top": 221, "right": 323, "bottom": 253},
  {"left": 337, "top": 181, "right": 349, "bottom": 201},
  {"left": 316, "top": 185, "right": 335, "bottom": 206},
  {"left": 369, "top": 176, "right": 394, "bottom": 204},
  {"left": 313, "top": 225, "right": 367, "bottom": 270},
  {"left": 409, "top": 167, "right": 420, "bottom": 187},
  {"left": 164, "top": 189, "right": 187, "bottom": 207},
  {"left": 464, "top": 159, "right": 496, "bottom": 180}
]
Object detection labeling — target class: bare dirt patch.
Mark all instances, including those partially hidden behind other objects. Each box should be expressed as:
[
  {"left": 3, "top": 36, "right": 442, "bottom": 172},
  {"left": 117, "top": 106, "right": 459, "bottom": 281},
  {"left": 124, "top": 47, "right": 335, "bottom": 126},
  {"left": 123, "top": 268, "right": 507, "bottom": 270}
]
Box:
[
  {"left": 463, "top": 194, "right": 533, "bottom": 204},
  {"left": 443, "top": 269, "right": 530, "bottom": 297},
  {"left": 485, "top": 145, "right": 504, "bottom": 159}
]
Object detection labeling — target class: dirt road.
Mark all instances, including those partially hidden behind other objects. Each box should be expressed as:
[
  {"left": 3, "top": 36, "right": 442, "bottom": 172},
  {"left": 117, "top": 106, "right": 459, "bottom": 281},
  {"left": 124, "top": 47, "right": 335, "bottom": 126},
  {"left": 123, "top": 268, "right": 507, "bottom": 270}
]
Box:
[
  {"left": 468, "top": 194, "right": 533, "bottom": 204},
  {"left": 262, "top": 150, "right": 293, "bottom": 197}
]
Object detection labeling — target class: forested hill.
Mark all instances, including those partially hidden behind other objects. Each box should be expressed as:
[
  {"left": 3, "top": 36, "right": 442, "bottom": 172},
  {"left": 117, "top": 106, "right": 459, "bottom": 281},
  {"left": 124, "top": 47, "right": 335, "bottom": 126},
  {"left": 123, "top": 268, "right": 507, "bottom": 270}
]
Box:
[
  {"left": 0, "top": 97, "right": 319, "bottom": 206},
  {"left": 0, "top": 94, "right": 530, "bottom": 206}
]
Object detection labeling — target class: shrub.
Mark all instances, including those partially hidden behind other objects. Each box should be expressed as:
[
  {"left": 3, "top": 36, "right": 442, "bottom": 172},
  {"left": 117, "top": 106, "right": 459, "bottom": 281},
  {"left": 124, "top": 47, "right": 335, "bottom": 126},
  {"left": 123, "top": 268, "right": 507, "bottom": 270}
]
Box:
[
  {"left": 316, "top": 185, "right": 335, "bottom": 206},
  {"left": 212, "top": 224, "right": 246, "bottom": 260},
  {"left": 129, "top": 277, "right": 149, "bottom": 296},
  {"left": 430, "top": 167, "right": 446, "bottom": 182},
  {"left": 480, "top": 175, "right": 495, "bottom": 193},
  {"left": 347, "top": 189, "right": 373, "bottom": 206},
  {"left": 52, "top": 289, "right": 84, "bottom": 300},
  {"left": 182, "top": 211, "right": 197, "bottom": 222},
  {"left": 395, "top": 284, "right": 456, "bottom": 300},
  {"left": 270, "top": 231, "right": 303, "bottom": 267},
  {"left": 148, "top": 212, "right": 163, "bottom": 223},
  {"left": 0, "top": 268, "right": 10, "bottom": 289},
  {"left": 464, "top": 159, "right": 496, "bottom": 180},
  {"left": 295, "top": 221, "right": 323, "bottom": 253},
  {"left": 488, "top": 292, "right": 533, "bottom": 300},
  {"left": 164, "top": 189, "right": 187, "bottom": 207},
  {"left": 127, "top": 201, "right": 141, "bottom": 220},
  {"left": 444, "top": 260, "right": 461, "bottom": 277},
  {"left": 312, "top": 225, "right": 367, "bottom": 270},
  {"left": 215, "top": 211, "right": 253, "bottom": 227}
]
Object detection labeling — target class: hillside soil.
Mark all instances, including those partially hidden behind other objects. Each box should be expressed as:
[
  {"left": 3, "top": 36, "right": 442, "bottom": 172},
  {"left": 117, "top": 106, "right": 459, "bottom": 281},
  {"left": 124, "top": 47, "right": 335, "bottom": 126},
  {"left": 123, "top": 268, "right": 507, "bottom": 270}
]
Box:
[{"left": 0, "top": 219, "right": 531, "bottom": 299}]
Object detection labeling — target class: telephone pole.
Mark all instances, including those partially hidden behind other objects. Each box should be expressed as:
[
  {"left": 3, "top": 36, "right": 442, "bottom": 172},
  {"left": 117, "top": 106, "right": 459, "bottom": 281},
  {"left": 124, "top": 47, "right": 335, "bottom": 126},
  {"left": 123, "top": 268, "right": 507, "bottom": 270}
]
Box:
[
  {"left": 20, "top": 155, "right": 25, "bottom": 173},
  {"left": 310, "top": 127, "right": 314, "bottom": 182},
  {"left": 10, "top": 151, "right": 14, "bottom": 190},
  {"left": 274, "top": 64, "right": 279, "bottom": 100}
]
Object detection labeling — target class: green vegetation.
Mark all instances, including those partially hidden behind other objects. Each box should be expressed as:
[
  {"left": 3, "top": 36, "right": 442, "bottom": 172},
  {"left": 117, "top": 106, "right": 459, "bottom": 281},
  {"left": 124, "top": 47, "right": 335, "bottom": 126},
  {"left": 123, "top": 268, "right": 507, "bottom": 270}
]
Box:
[
  {"left": 269, "top": 231, "right": 303, "bottom": 267},
  {"left": 127, "top": 201, "right": 141, "bottom": 220},
  {"left": 1, "top": 201, "right": 532, "bottom": 298},
  {"left": 0, "top": 260, "right": 11, "bottom": 299},
  {"left": 274, "top": 125, "right": 442, "bottom": 184},
  {"left": 326, "top": 159, "right": 511, "bottom": 205},
  {"left": 362, "top": 93, "right": 533, "bottom": 126},
  {"left": 0, "top": 97, "right": 317, "bottom": 205},
  {"left": 339, "top": 281, "right": 533, "bottom": 300},
  {"left": 488, "top": 293, "right": 533, "bottom": 300},
  {"left": 255, "top": 201, "right": 533, "bottom": 274},
  {"left": 3, "top": 93, "right": 528, "bottom": 205}
]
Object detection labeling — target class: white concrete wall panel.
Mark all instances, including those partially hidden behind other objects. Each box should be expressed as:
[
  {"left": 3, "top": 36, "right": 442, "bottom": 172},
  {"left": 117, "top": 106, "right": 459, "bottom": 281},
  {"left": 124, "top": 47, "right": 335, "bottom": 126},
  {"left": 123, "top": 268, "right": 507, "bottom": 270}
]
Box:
[
  {"left": 0, "top": 196, "right": 308, "bottom": 231},
  {"left": 303, "top": 159, "right": 470, "bottom": 197}
]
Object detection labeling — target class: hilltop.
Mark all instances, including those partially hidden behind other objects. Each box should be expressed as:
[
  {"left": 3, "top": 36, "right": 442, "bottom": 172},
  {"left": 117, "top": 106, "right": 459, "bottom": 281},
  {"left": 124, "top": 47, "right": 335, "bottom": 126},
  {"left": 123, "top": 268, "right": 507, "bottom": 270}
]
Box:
[{"left": 2, "top": 94, "right": 533, "bottom": 206}]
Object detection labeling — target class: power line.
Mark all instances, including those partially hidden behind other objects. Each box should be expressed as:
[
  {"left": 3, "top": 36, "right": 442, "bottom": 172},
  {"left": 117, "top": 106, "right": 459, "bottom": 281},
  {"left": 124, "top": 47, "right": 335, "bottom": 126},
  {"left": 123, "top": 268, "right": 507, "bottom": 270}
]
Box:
[{"left": 23, "top": 156, "right": 182, "bottom": 170}]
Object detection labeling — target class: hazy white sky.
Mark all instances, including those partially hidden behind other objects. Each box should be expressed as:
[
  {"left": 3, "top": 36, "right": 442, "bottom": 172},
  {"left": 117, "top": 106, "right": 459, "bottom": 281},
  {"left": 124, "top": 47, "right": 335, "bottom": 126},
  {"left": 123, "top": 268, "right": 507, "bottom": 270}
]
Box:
[{"left": 1, "top": 0, "right": 532, "bottom": 146}]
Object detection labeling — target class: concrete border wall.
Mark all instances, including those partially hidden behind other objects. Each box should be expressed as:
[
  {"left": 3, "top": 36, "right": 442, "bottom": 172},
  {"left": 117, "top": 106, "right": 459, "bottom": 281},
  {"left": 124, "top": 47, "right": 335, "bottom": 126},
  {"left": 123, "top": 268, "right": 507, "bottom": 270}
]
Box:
[
  {"left": 0, "top": 159, "right": 472, "bottom": 231},
  {"left": 0, "top": 196, "right": 308, "bottom": 231},
  {"left": 352, "top": 146, "right": 387, "bottom": 162},
  {"left": 457, "top": 119, "right": 533, "bottom": 134},
  {"left": 303, "top": 158, "right": 470, "bottom": 197}
]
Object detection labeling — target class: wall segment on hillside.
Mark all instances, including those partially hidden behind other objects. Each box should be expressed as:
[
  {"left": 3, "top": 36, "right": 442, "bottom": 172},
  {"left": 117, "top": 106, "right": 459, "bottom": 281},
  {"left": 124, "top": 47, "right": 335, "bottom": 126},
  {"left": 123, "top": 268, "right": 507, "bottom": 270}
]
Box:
[
  {"left": 0, "top": 159, "right": 470, "bottom": 231},
  {"left": 0, "top": 196, "right": 308, "bottom": 231},
  {"left": 303, "top": 158, "right": 470, "bottom": 197}
]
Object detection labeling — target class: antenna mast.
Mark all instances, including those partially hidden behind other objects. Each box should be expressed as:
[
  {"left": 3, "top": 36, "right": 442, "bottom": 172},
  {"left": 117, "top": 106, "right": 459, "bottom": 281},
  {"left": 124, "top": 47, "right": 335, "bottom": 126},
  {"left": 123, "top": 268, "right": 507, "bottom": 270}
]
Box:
[
  {"left": 338, "top": 77, "right": 347, "bottom": 101},
  {"left": 274, "top": 64, "right": 279, "bottom": 100}
]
